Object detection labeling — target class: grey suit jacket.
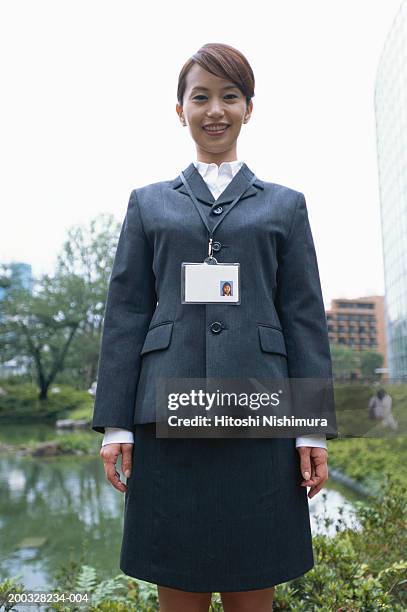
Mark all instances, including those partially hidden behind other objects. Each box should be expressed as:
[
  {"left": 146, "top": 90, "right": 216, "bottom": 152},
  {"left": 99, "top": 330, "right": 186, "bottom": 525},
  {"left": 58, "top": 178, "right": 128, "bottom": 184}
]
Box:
[{"left": 91, "top": 162, "right": 337, "bottom": 438}]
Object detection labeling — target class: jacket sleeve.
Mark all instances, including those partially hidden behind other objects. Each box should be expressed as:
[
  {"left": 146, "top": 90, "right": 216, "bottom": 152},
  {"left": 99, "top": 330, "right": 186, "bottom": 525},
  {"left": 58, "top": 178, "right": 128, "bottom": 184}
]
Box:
[
  {"left": 91, "top": 189, "right": 157, "bottom": 434},
  {"left": 274, "top": 192, "right": 337, "bottom": 440}
]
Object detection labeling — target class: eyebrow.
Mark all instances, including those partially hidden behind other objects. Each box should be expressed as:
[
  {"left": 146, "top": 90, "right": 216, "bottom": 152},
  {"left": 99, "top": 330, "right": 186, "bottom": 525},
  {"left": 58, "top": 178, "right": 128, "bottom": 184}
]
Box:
[{"left": 190, "top": 85, "right": 239, "bottom": 93}]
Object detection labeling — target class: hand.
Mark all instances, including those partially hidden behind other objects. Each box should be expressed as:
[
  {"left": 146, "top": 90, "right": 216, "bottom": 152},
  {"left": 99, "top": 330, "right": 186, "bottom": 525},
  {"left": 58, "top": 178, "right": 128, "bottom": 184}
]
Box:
[
  {"left": 297, "top": 446, "right": 328, "bottom": 499},
  {"left": 100, "top": 442, "right": 134, "bottom": 493}
]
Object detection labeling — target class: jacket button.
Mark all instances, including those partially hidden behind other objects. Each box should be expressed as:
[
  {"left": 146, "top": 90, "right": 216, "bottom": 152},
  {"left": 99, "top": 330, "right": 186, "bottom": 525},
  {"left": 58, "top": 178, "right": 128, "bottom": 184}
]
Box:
[
  {"left": 212, "top": 241, "right": 221, "bottom": 252},
  {"left": 212, "top": 206, "right": 223, "bottom": 215},
  {"left": 210, "top": 321, "right": 222, "bottom": 333}
]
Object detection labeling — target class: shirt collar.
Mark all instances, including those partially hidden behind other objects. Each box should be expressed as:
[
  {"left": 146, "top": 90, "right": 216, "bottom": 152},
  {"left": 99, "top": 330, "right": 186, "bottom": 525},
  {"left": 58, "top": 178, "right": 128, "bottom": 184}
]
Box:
[{"left": 193, "top": 159, "right": 244, "bottom": 180}]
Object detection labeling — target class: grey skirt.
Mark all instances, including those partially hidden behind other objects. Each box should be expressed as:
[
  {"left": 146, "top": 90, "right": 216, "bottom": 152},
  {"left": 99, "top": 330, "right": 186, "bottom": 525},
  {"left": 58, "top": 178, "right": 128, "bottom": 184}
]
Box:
[{"left": 119, "top": 423, "right": 314, "bottom": 593}]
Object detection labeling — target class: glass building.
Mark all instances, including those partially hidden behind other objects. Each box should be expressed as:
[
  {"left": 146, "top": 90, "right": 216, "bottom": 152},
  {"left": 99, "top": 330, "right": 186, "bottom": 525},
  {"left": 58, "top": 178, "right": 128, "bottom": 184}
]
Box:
[
  {"left": 0, "top": 262, "right": 33, "bottom": 301},
  {"left": 374, "top": 0, "right": 407, "bottom": 380}
]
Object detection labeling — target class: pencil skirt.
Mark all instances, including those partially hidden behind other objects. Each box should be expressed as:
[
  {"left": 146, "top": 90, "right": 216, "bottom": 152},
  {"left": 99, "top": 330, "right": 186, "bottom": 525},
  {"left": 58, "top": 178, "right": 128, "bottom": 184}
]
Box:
[{"left": 119, "top": 423, "right": 314, "bottom": 593}]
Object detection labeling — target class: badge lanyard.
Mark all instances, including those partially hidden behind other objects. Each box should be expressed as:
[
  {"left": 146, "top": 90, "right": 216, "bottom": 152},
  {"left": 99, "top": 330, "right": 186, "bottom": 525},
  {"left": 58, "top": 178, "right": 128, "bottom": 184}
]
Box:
[
  {"left": 179, "top": 171, "right": 257, "bottom": 262},
  {"left": 179, "top": 170, "right": 257, "bottom": 305}
]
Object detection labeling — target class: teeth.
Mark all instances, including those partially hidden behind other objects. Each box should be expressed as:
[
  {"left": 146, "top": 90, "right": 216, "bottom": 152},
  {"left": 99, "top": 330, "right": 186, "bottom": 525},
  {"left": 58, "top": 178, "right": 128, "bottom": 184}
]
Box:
[{"left": 204, "top": 125, "right": 228, "bottom": 132}]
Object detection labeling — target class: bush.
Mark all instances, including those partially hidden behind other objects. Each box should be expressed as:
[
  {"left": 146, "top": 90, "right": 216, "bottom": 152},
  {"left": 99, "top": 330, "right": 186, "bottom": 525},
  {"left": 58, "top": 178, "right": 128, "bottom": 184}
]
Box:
[
  {"left": 328, "top": 436, "right": 407, "bottom": 489},
  {"left": 0, "top": 382, "right": 93, "bottom": 423},
  {"left": 56, "top": 432, "right": 100, "bottom": 454},
  {"left": 273, "top": 477, "right": 407, "bottom": 610}
]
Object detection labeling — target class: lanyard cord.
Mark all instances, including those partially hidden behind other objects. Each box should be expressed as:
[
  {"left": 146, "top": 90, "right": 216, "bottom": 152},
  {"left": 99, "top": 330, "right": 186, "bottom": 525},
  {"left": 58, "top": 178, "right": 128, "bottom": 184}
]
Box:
[{"left": 179, "top": 171, "right": 257, "bottom": 260}]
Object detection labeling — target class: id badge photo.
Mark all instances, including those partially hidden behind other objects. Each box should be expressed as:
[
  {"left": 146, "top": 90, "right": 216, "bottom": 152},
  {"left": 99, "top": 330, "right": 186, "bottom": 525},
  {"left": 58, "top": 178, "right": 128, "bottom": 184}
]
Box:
[{"left": 181, "top": 260, "right": 240, "bottom": 304}]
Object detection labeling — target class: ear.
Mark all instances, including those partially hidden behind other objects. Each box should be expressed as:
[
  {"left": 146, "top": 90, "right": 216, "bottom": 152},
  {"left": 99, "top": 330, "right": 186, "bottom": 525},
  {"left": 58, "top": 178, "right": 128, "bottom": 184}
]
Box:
[
  {"left": 176, "top": 103, "right": 186, "bottom": 126},
  {"left": 244, "top": 99, "right": 253, "bottom": 123}
]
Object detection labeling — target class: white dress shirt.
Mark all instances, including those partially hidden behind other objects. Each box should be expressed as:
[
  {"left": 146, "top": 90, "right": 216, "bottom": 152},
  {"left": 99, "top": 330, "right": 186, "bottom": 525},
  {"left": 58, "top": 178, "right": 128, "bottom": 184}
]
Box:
[{"left": 101, "top": 160, "right": 327, "bottom": 450}]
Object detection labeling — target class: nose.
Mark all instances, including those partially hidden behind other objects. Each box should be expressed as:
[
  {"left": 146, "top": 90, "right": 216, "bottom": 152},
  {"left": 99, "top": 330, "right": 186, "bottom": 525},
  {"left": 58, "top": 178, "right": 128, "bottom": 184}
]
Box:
[{"left": 206, "top": 99, "right": 225, "bottom": 117}]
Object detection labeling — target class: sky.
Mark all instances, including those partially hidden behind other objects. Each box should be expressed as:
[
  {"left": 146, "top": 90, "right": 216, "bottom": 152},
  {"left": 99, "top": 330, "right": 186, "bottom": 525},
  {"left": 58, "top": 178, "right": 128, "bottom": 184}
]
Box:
[{"left": 0, "top": 0, "right": 404, "bottom": 309}]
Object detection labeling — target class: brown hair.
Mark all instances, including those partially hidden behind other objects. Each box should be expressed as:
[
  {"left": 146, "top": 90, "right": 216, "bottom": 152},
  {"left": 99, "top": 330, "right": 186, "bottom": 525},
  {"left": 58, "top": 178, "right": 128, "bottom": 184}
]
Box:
[{"left": 177, "top": 43, "right": 255, "bottom": 108}]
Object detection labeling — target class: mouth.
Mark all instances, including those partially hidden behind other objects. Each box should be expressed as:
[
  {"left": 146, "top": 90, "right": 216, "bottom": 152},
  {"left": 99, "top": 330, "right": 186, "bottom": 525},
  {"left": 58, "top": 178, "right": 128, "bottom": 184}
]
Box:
[{"left": 202, "top": 124, "right": 230, "bottom": 136}]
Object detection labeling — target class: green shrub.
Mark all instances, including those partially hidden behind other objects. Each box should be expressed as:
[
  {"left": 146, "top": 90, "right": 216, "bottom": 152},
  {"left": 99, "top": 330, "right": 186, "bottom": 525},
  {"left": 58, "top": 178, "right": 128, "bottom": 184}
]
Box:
[
  {"left": 273, "top": 477, "right": 407, "bottom": 610},
  {"left": 56, "top": 432, "right": 100, "bottom": 454},
  {"left": 0, "top": 577, "right": 25, "bottom": 612},
  {"left": 0, "top": 382, "right": 93, "bottom": 423},
  {"left": 328, "top": 436, "right": 407, "bottom": 488}
]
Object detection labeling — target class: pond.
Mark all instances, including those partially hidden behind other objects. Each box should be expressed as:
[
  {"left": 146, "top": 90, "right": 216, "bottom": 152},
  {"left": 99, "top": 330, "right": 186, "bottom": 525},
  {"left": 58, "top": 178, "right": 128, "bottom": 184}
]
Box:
[{"left": 0, "top": 424, "right": 364, "bottom": 592}]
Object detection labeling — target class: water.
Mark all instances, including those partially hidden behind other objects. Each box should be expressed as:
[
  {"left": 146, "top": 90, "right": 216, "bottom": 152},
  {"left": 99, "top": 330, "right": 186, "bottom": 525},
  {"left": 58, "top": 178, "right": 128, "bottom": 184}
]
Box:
[
  {"left": 309, "top": 479, "right": 362, "bottom": 536},
  {"left": 0, "top": 425, "right": 364, "bottom": 592}
]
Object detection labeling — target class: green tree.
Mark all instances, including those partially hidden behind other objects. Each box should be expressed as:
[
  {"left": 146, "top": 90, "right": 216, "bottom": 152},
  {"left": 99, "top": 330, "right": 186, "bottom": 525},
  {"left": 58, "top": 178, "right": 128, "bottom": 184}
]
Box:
[
  {"left": 0, "top": 272, "right": 87, "bottom": 398},
  {"left": 0, "top": 214, "right": 120, "bottom": 396},
  {"left": 330, "top": 343, "right": 360, "bottom": 381},
  {"left": 54, "top": 213, "right": 120, "bottom": 387},
  {"left": 360, "top": 349, "right": 384, "bottom": 379}
]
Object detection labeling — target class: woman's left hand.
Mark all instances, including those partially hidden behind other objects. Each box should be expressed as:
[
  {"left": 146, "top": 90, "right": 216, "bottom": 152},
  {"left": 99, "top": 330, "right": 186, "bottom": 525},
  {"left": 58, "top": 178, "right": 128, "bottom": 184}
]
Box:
[{"left": 297, "top": 447, "right": 328, "bottom": 499}]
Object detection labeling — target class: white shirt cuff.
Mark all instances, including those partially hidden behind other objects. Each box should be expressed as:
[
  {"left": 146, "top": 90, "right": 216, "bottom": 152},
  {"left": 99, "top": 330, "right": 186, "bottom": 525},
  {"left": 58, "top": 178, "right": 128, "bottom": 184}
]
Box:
[
  {"left": 295, "top": 434, "right": 327, "bottom": 449},
  {"left": 102, "top": 427, "right": 135, "bottom": 447}
]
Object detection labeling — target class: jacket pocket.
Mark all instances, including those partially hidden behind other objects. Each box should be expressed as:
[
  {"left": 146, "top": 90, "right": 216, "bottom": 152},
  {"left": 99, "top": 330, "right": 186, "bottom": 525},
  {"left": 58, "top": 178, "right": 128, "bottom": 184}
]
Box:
[
  {"left": 258, "top": 324, "right": 287, "bottom": 357},
  {"left": 140, "top": 321, "right": 174, "bottom": 355}
]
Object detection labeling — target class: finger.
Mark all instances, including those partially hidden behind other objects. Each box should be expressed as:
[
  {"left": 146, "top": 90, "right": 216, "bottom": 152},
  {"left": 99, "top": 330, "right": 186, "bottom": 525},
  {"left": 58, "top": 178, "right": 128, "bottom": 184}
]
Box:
[
  {"left": 305, "top": 473, "right": 323, "bottom": 489},
  {"left": 309, "top": 460, "right": 317, "bottom": 484},
  {"left": 100, "top": 445, "right": 128, "bottom": 493},
  {"left": 300, "top": 454, "right": 327, "bottom": 487},
  {"left": 108, "top": 469, "right": 128, "bottom": 494},
  {"left": 308, "top": 481, "right": 326, "bottom": 498},
  {"left": 301, "top": 474, "right": 321, "bottom": 487},
  {"left": 310, "top": 456, "right": 324, "bottom": 483},
  {"left": 308, "top": 461, "right": 327, "bottom": 486},
  {"left": 121, "top": 443, "right": 134, "bottom": 479},
  {"left": 113, "top": 469, "right": 128, "bottom": 493},
  {"left": 300, "top": 461, "right": 315, "bottom": 486},
  {"left": 297, "top": 448, "right": 312, "bottom": 482},
  {"left": 307, "top": 466, "right": 329, "bottom": 498}
]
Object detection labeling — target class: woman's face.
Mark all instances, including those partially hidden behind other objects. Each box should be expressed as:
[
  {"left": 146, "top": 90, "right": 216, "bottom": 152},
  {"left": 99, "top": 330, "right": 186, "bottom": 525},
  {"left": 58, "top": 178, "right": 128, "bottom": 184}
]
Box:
[{"left": 176, "top": 63, "right": 252, "bottom": 164}]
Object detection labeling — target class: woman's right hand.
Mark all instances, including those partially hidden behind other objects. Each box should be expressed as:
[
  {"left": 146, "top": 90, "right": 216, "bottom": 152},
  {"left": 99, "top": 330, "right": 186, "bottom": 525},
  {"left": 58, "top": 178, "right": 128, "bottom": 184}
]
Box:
[{"left": 100, "top": 443, "right": 134, "bottom": 493}]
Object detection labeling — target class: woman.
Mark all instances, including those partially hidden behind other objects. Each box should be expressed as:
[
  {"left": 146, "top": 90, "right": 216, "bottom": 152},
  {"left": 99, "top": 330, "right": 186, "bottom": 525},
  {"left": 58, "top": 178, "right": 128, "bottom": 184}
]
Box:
[
  {"left": 221, "top": 282, "right": 232, "bottom": 296},
  {"left": 92, "top": 43, "right": 336, "bottom": 611}
]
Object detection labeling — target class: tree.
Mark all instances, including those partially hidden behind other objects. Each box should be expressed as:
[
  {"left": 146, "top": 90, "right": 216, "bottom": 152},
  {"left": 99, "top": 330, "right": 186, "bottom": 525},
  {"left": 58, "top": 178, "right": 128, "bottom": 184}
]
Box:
[
  {"left": 54, "top": 213, "right": 120, "bottom": 386},
  {"left": 0, "top": 272, "right": 87, "bottom": 398},
  {"left": 330, "top": 344, "right": 360, "bottom": 381},
  {"left": 0, "top": 214, "right": 121, "bottom": 397},
  {"left": 360, "top": 350, "right": 384, "bottom": 379}
]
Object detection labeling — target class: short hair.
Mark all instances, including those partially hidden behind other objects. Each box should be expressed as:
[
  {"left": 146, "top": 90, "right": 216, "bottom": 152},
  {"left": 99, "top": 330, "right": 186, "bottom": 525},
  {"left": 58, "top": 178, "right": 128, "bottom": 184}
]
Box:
[{"left": 177, "top": 43, "right": 255, "bottom": 108}]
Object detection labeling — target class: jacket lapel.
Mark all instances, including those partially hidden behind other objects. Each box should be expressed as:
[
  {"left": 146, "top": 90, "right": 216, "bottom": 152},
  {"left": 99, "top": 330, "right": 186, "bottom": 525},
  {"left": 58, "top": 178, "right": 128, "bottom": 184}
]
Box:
[{"left": 171, "top": 162, "right": 264, "bottom": 206}]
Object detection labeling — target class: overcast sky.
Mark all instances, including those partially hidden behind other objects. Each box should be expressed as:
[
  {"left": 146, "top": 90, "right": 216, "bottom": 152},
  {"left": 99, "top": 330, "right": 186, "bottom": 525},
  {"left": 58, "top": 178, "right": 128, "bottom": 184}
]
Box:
[{"left": 0, "top": 0, "right": 404, "bottom": 308}]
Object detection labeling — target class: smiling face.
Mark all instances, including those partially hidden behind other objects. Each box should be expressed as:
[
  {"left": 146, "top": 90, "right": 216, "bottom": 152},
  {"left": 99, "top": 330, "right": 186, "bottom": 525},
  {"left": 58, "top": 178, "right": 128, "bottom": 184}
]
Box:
[{"left": 176, "top": 63, "right": 253, "bottom": 165}]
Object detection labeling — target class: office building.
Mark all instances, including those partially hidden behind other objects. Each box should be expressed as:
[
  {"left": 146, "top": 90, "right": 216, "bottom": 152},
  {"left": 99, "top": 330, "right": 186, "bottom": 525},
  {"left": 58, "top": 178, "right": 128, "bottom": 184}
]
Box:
[{"left": 375, "top": 0, "right": 407, "bottom": 379}]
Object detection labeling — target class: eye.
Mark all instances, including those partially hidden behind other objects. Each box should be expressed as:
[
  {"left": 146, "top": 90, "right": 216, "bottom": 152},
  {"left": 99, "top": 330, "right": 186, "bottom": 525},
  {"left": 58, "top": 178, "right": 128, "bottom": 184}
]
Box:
[{"left": 192, "top": 94, "right": 239, "bottom": 101}]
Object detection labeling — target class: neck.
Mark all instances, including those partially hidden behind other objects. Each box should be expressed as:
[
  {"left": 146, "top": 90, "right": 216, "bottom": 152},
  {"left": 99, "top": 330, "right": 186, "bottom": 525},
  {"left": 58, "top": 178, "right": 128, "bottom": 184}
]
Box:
[{"left": 195, "top": 148, "right": 238, "bottom": 166}]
